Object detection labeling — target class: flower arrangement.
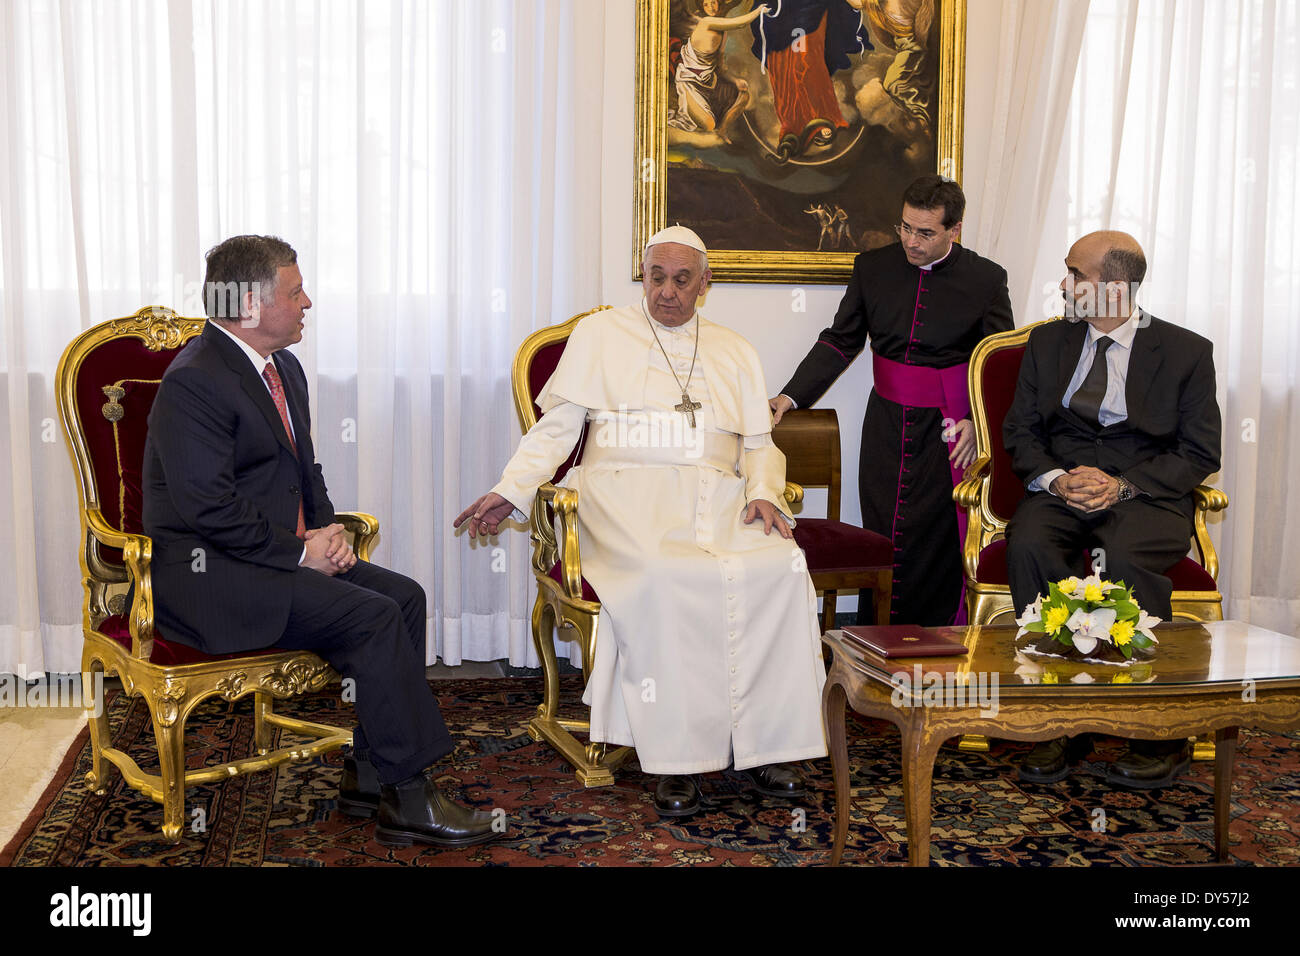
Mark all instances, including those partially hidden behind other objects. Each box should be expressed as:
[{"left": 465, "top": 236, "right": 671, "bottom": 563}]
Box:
[{"left": 1015, "top": 574, "right": 1161, "bottom": 663}]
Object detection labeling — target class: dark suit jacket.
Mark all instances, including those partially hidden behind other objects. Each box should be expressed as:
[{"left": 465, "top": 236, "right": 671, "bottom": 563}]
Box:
[
  {"left": 142, "top": 322, "right": 335, "bottom": 653},
  {"left": 1002, "top": 313, "right": 1222, "bottom": 520}
]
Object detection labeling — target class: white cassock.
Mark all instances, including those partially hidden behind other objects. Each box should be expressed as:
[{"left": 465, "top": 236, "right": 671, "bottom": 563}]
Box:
[{"left": 492, "top": 304, "right": 827, "bottom": 774}]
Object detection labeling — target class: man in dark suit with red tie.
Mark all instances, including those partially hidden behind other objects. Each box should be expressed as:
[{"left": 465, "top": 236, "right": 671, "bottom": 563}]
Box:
[
  {"left": 142, "top": 235, "right": 499, "bottom": 847},
  {"left": 1003, "top": 230, "right": 1222, "bottom": 789}
]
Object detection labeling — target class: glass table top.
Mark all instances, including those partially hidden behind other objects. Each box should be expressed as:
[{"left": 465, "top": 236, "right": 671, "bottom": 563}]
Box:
[{"left": 826, "top": 621, "right": 1300, "bottom": 695}]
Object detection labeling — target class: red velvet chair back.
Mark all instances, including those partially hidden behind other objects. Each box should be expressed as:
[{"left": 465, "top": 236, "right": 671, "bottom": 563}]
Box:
[
  {"left": 513, "top": 309, "right": 611, "bottom": 485},
  {"left": 60, "top": 309, "right": 204, "bottom": 564},
  {"left": 979, "top": 343, "right": 1032, "bottom": 525}
]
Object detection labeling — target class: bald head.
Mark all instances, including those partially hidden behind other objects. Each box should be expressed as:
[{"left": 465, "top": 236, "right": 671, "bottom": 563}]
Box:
[{"left": 1061, "top": 231, "right": 1147, "bottom": 328}]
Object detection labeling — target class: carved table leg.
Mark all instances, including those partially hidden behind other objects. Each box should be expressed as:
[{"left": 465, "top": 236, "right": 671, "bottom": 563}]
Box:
[
  {"left": 1214, "top": 726, "right": 1238, "bottom": 863},
  {"left": 823, "top": 679, "right": 850, "bottom": 866},
  {"left": 900, "top": 720, "right": 943, "bottom": 867}
]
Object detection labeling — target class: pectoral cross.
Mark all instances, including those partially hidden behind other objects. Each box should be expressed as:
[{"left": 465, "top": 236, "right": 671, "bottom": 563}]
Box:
[{"left": 675, "top": 390, "right": 702, "bottom": 428}]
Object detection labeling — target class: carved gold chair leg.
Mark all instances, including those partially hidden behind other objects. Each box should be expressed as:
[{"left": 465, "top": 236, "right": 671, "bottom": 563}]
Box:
[
  {"left": 253, "top": 692, "right": 274, "bottom": 755},
  {"left": 1193, "top": 735, "right": 1216, "bottom": 761},
  {"left": 82, "top": 651, "right": 113, "bottom": 794},
  {"left": 528, "top": 593, "right": 560, "bottom": 738},
  {"left": 957, "top": 734, "right": 990, "bottom": 753},
  {"left": 151, "top": 710, "right": 189, "bottom": 844}
]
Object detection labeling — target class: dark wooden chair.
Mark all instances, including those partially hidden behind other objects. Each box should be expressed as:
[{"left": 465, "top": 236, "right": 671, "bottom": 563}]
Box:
[{"left": 772, "top": 408, "right": 893, "bottom": 631}]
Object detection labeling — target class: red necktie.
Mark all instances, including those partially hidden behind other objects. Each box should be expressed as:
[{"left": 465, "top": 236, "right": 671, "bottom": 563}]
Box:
[{"left": 262, "top": 361, "right": 308, "bottom": 539}]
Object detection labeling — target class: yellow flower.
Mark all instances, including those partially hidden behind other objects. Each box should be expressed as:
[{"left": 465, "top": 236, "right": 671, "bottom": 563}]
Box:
[
  {"left": 1044, "top": 605, "right": 1071, "bottom": 635},
  {"left": 1056, "top": 577, "right": 1081, "bottom": 595},
  {"left": 1110, "top": 620, "right": 1134, "bottom": 646},
  {"left": 1084, "top": 582, "right": 1104, "bottom": 602}
]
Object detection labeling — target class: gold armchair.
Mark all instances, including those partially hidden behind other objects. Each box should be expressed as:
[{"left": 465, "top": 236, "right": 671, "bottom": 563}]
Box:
[
  {"left": 56, "top": 306, "right": 371, "bottom": 841},
  {"left": 954, "top": 319, "right": 1229, "bottom": 626}
]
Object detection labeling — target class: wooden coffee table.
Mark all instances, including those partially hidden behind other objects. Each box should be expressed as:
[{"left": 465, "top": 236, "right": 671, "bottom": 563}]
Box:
[{"left": 822, "top": 621, "right": 1300, "bottom": 866}]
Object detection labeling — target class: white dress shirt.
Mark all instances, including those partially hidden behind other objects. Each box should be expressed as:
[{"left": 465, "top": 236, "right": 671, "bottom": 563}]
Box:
[{"left": 1031, "top": 311, "right": 1143, "bottom": 494}]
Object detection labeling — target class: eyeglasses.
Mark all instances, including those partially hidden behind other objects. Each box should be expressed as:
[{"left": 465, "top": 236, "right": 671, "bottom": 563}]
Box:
[{"left": 894, "top": 222, "right": 943, "bottom": 242}]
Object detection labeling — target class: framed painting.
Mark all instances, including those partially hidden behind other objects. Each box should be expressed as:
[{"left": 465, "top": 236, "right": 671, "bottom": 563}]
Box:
[{"left": 634, "top": 0, "right": 966, "bottom": 283}]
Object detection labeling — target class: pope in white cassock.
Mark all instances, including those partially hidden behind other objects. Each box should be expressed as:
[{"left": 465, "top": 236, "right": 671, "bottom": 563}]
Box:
[{"left": 456, "top": 227, "right": 827, "bottom": 817}]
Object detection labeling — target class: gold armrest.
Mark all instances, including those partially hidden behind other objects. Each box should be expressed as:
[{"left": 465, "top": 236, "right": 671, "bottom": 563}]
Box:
[
  {"left": 83, "top": 507, "right": 155, "bottom": 658},
  {"left": 336, "top": 511, "right": 381, "bottom": 562},
  {"left": 538, "top": 482, "right": 585, "bottom": 601},
  {"left": 953, "top": 456, "right": 990, "bottom": 508},
  {"left": 1194, "top": 485, "right": 1229, "bottom": 513},
  {"left": 1191, "top": 485, "right": 1229, "bottom": 581},
  {"left": 784, "top": 481, "right": 804, "bottom": 506}
]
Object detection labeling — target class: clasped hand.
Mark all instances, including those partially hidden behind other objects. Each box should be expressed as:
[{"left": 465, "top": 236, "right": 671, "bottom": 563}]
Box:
[
  {"left": 1050, "top": 466, "right": 1120, "bottom": 513},
  {"left": 302, "top": 523, "right": 356, "bottom": 575}
]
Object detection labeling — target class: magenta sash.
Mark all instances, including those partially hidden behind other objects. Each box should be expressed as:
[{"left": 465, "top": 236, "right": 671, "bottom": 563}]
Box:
[{"left": 872, "top": 353, "right": 972, "bottom": 625}]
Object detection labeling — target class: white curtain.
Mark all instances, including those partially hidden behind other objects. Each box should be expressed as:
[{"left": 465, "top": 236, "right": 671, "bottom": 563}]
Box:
[
  {"left": 964, "top": 0, "right": 1092, "bottom": 321},
  {"left": 0, "top": 0, "right": 606, "bottom": 676},
  {"left": 1040, "top": 0, "right": 1300, "bottom": 633}
]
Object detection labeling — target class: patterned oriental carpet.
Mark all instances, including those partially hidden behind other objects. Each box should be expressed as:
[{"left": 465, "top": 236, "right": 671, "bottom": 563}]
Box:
[{"left": 4, "top": 677, "right": 1299, "bottom": 867}]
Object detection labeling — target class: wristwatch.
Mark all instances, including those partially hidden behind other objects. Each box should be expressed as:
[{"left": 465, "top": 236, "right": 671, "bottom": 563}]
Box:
[{"left": 1115, "top": 476, "right": 1136, "bottom": 501}]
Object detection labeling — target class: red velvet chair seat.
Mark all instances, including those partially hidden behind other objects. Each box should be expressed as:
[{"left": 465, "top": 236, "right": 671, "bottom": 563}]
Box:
[
  {"left": 792, "top": 518, "right": 894, "bottom": 573},
  {"left": 973, "top": 539, "right": 1218, "bottom": 592},
  {"left": 100, "top": 614, "right": 279, "bottom": 667},
  {"left": 547, "top": 562, "right": 599, "bottom": 602}
]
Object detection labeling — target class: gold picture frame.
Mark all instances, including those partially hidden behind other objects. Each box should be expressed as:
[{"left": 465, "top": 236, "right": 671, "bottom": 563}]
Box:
[{"left": 634, "top": 0, "right": 966, "bottom": 283}]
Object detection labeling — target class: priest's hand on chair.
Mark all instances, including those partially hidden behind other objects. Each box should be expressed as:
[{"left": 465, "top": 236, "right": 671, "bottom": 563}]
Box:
[
  {"left": 454, "top": 492, "right": 515, "bottom": 538},
  {"left": 744, "top": 499, "right": 793, "bottom": 539},
  {"left": 944, "top": 418, "right": 977, "bottom": 471},
  {"left": 768, "top": 394, "right": 795, "bottom": 425}
]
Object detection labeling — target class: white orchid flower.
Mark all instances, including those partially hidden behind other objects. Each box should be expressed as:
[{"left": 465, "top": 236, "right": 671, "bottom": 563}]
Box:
[
  {"left": 1135, "top": 609, "right": 1162, "bottom": 644},
  {"left": 1065, "top": 606, "right": 1117, "bottom": 655},
  {"left": 1015, "top": 594, "right": 1044, "bottom": 638}
]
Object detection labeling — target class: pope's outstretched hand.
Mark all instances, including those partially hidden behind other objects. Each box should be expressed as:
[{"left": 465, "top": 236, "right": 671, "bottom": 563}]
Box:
[{"left": 455, "top": 492, "right": 515, "bottom": 538}]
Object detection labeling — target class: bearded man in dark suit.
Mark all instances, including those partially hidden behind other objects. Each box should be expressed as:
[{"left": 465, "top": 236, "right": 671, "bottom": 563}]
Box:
[
  {"left": 142, "top": 235, "right": 498, "bottom": 847},
  {"left": 1004, "top": 230, "right": 1222, "bottom": 789}
]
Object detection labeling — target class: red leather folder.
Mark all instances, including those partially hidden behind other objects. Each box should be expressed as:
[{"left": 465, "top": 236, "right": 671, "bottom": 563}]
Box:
[{"left": 840, "top": 625, "right": 970, "bottom": 658}]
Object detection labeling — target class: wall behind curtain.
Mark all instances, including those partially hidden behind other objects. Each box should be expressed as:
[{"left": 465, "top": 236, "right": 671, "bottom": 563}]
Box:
[{"left": 0, "top": 0, "right": 606, "bottom": 676}]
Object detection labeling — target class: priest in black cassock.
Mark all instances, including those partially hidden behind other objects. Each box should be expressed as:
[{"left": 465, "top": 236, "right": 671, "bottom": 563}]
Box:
[{"left": 772, "top": 176, "right": 1013, "bottom": 626}]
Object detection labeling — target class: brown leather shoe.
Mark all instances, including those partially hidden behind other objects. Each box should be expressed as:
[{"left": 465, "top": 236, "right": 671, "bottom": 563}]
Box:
[
  {"left": 374, "top": 771, "right": 503, "bottom": 848},
  {"left": 740, "top": 763, "right": 806, "bottom": 798},
  {"left": 1017, "top": 735, "right": 1094, "bottom": 784},
  {"left": 654, "top": 775, "right": 701, "bottom": 817},
  {"left": 337, "top": 755, "right": 381, "bottom": 818},
  {"left": 1107, "top": 741, "right": 1192, "bottom": 789}
]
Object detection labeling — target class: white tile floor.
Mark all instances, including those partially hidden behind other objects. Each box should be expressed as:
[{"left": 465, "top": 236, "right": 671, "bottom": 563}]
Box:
[{"left": 0, "top": 661, "right": 510, "bottom": 852}]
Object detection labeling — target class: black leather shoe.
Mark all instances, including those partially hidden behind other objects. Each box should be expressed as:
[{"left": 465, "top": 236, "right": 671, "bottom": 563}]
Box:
[
  {"left": 374, "top": 771, "right": 503, "bottom": 848},
  {"left": 337, "top": 755, "right": 381, "bottom": 818},
  {"left": 740, "top": 763, "right": 806, "bottom": 798},
  {"left": 654, "top": 775, "right": 701, "bottom": 817},
  {"left": 1107, "top": 741, "right": 1192, "bottom": 790},
  {"left": 1018, "top": 735, "right": 1094, "bottom": 784}
]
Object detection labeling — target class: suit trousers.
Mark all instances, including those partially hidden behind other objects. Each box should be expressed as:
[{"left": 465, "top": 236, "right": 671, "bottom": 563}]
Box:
[
  {"left": 272, "top": 560, "right": 454, "bottom": 785},
  {"left": 1006, "top": 493, "right": 1193, "bottom": 619}
]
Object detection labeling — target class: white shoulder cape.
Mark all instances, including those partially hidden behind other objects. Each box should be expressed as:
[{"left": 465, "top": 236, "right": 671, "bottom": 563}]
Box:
[{"left": 536, "top": 305, "right": 775, "bottom": 438}]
